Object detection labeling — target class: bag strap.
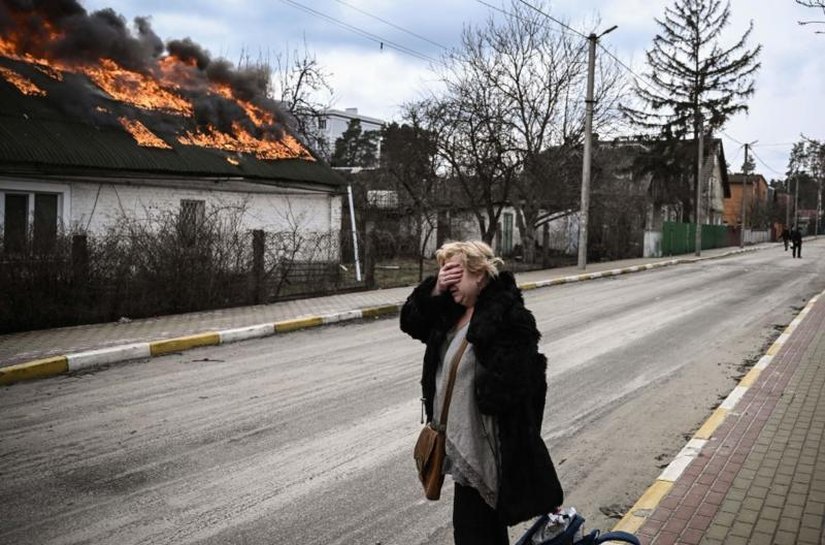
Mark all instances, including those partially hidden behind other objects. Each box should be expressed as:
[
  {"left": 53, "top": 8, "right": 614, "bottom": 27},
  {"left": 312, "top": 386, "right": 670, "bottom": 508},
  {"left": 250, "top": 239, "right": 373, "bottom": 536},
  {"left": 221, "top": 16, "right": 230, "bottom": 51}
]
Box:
[
  {"left": 592, "top": 531, "right": 641, "bottom": 545},
  {"left": 438, "top": 337, "right": 469, "bottom": 427}
]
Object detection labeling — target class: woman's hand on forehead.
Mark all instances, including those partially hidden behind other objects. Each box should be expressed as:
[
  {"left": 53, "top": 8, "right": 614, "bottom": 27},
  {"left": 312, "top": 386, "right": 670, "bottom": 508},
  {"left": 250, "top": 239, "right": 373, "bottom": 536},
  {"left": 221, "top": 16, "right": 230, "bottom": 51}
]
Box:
[{"left": 434, "top": 260, "right": 464, "bottom": 295}]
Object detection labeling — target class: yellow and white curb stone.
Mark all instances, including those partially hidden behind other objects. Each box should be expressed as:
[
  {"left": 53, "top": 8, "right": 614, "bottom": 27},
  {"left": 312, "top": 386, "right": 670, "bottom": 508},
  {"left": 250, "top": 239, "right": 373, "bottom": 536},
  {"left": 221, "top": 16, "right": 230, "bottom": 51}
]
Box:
[
  {"left": 0, "top": 247, "right": 763, "bottom": 386},
  {"left": 612, "top": 288, "right": 824, "bottom": 535}
]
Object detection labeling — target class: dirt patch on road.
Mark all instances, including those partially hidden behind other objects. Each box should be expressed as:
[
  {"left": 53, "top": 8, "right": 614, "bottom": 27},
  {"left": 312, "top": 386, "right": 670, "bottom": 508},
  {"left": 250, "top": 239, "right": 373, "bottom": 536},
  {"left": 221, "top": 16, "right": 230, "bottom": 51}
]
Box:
[{"left": 551, "top": 320, "right": 789, "bottom": 533}]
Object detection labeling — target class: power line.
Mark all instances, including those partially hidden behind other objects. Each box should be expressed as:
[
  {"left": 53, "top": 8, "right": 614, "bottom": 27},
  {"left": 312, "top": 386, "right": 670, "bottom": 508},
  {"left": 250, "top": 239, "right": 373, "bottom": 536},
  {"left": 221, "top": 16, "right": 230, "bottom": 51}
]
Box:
[
  {"left": 727, "top": 145, "right": 744, "bottom": 170},
  {"left": 754, "top": 142, "right": 798, "bottom": 148},
  {"left": 597, "top": 44, "right": 660, "bottom": 96},
  {"left": 750, "top": 148, "right": 786, "bottom": 177},
  {"left": 511, "top": 0, "right": 589, "bottom": 39},
  {"left": 473, "top": 0, "right": 572, "bottom": 36},
  {"left": 277, "top": 0, "right": 441, "bottom": 64},
  {"left": 331, "top": 0, "right": 449, "bottom": 50},
  {"left": 721, "top": 130, "right": 744, "bottom": 146}
]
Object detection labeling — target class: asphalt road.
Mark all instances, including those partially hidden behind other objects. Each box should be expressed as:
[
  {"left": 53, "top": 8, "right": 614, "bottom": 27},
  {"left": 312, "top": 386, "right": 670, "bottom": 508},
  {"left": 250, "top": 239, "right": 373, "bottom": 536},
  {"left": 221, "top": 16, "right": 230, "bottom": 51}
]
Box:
[{"left": 1, "top": 240, "right": 823, "bottom": 545}]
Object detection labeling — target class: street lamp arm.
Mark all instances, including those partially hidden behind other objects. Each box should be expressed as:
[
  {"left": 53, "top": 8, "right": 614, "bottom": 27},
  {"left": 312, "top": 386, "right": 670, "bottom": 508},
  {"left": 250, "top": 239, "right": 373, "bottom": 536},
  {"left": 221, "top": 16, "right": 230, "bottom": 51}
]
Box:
[{"left": 598, "top": 25, "right": 618, "bottom": 38}]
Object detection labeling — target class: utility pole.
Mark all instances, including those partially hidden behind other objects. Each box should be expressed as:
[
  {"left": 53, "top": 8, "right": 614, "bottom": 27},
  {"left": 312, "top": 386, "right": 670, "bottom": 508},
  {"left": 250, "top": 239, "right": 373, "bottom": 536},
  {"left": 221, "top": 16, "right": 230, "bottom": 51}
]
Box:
[
  {"left": 694, "top": 116, "right": 704, "bottom": 256},
  {"left": 794, "top": 171, "right": 800, "bottom": 230},
  {"left": 785, "top": 178, "right": 791, "bottom": 230},
  {"left": 346, "top": 184, "right": 362, "bottom": 282},
  {"left": 578, "top": 25, "right": 617, "bottom": 270},
  {"left": 739, "top": 142, "right": 757, "bottom": 248},
  {"left": 817, "top": 159, "right": 823, "bottom": 236},
  {"left": 817, "top": 177, "right": 822, "bottom": 236}
]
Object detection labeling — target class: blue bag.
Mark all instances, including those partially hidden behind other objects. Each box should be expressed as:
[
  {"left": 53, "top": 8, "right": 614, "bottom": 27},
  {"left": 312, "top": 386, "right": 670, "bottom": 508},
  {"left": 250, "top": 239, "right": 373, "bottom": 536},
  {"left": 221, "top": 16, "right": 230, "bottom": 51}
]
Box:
[{"left": 515, "top": 513, "right": 640, "bottom": 545}]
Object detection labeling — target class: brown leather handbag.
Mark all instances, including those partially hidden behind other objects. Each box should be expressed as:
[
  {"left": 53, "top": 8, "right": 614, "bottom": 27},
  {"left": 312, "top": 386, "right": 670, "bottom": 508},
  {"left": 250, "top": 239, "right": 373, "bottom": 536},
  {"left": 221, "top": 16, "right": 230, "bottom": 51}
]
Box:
[{"left": 413, "top": 338, "right": 469, "bottom": 500}]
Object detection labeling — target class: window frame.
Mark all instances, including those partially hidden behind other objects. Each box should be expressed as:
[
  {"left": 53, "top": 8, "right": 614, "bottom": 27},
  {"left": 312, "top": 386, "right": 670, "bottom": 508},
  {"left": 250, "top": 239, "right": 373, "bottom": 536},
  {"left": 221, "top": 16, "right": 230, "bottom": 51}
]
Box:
[{"left": 0, "top": 180, "right": 70, "bottom": 253}]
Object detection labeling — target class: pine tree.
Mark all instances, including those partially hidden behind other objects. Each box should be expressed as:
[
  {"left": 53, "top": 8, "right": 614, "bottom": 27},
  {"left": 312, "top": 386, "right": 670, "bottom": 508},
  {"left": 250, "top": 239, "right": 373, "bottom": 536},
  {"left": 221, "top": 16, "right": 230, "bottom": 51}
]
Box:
[
  {"left": 623, "top": 0, "right": 761, "bottom": 226},
  {"left": 624, "top": 0, "right": 761, "bottom": 139},
  {"left": 331, "top": 119, "right": 379, "bottom": 168}
]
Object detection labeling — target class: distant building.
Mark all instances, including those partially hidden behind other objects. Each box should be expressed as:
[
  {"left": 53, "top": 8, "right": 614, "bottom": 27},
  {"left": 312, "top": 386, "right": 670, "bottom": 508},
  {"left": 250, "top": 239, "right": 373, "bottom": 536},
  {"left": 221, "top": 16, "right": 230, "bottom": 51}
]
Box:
[
  {"left": 318, "top": 108, "right": 385, "bottom": 160},
  {"left": 723, "top": 173, "right": 769, "bottom": 226}
]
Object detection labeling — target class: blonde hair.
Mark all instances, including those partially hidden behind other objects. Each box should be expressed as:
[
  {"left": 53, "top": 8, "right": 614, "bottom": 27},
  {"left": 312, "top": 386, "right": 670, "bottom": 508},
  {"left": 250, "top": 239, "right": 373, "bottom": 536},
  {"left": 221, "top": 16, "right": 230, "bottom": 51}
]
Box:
[{"left": 435, "top": 240, "right": 505, "bottom": 278}]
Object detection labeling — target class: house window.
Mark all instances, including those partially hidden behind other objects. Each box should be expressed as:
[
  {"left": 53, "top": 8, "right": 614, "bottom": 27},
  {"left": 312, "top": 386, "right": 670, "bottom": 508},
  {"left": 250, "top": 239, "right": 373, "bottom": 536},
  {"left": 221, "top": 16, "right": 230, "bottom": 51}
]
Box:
[
  {"left": 3, "top": 192, "right": 59, "bottom": 253},
  {"left": 366, "top": 189, "right": 398, "bottom": 209},
  {"left": 318, "top": 118, "right": 327, "bottom": 130},
  {"left": 34, "top": 193, "right": 58, "bottom": 252},
  {"left": 179, "top": 199, "right": 205, "bottom": 239},
  {"left": 4, "top": 193, "right": 28, "bottom": 253}
]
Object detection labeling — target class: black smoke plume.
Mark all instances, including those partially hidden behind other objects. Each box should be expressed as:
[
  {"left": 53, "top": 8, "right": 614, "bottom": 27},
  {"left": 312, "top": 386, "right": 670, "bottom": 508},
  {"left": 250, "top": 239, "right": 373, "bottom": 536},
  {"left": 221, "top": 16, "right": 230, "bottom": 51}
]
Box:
[{"left": 0, "top": 0, "right": 288, "bottom": 135}]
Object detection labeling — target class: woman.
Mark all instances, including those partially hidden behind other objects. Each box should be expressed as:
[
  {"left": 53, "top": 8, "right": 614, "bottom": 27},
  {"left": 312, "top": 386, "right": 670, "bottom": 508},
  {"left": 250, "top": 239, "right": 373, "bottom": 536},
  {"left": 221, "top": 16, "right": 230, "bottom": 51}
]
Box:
[{"left": 400, "top": 240, "right": 563, "bottom": 545}]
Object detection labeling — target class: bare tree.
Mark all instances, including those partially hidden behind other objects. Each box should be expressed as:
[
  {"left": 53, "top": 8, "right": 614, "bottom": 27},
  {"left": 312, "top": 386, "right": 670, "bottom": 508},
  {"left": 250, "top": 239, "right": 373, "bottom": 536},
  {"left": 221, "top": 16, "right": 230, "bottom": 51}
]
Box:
[
  {"left": 417, "top": 1, "right": 626, "bottom": 260},
  {"left": 269, "top": 41, "right": 335, "bottom": 157},
  {"left": 423, "top": 74, "right": 518, "bottom": 245},
  {"left": 796, "top": 0, "right": 825, "bottom": 10},
  {"left": 797, "top": 0, "right": 825, "bottom": 33},
  {"left": 474, "top": 3, "right": 626, "bottom": 262},
  {"left": 380, "top": 104, "right": 441, "bottom": 279}
]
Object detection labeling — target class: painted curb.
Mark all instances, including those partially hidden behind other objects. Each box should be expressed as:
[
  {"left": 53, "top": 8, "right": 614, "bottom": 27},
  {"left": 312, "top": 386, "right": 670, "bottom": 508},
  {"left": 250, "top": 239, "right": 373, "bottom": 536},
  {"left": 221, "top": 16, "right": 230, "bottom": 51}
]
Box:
[
  {"left": 612, "top": 287, "right": 825, "bottom": 535},
  {"left": 0, "top": 246, "right": 765, "bottom": 386},
  {"left": 67, "top": 343, "right": 152, "bottom": 372},
  {"left": 0, "top": 356, "right": 68, "bottom": 385},
  {"left": 149, "top": 332, "right": 221, "bottom": 357}
]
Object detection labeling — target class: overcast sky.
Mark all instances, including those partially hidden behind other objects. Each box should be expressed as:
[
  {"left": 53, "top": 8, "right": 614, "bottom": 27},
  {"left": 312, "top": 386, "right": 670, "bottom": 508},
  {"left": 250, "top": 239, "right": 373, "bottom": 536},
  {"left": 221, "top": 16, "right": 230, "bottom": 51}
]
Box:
[{"left": 81, "top": 0, "right": 824, "bottom": 179}]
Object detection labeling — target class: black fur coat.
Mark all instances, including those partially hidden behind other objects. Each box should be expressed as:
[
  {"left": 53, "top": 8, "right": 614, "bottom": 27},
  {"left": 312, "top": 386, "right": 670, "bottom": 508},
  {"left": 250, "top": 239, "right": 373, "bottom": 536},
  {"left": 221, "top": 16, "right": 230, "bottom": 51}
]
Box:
[{"left": 400, "top": 271, "right": 564, "bottom": 525}]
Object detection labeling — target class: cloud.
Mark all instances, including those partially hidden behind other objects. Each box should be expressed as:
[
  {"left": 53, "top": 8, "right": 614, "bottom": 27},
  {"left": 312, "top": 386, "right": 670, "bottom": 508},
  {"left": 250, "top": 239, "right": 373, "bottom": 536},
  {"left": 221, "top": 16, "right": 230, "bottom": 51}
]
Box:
[
  {"left": 70, "top": 0, "right": 825, "bottom": 173},
  {"left": 317, "top": 46, "right": 443, "bottom": 120}
]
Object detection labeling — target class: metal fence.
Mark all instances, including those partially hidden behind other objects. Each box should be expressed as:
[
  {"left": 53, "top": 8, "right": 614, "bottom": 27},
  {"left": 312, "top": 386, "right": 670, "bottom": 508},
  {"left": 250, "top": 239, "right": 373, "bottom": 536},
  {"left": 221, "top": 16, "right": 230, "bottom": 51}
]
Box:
[
  {"left": 661, "top": 221, "right": 740, "bottom": 256},
  {"left": 0, "top": 227, "right": 360, "bottom": 334}
]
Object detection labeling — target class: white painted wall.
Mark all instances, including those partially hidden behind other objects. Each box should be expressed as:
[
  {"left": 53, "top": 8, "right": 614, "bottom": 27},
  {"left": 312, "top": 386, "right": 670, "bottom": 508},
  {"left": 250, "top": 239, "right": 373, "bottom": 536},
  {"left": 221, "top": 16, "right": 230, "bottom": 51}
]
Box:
[
  {"left": 1, "top": 176, "right": 343, "bottom": 259},
  {"left": 545, "top": 213, "right": 579, "bottom": 255},
  {"left": 644, "top": 230, "right": 663, "bottom": 257},
  {"left": 744, "top": 229, "right": 770, "bottom": 245},
  {"left": 427, "top": 207, "right": 547, "bottom": 258},
  {"left": 705, "top": 153, "right": 727, "bottom": 226},
  {"left": 69, "top": 181, "right": 339, "bottom": 233}
]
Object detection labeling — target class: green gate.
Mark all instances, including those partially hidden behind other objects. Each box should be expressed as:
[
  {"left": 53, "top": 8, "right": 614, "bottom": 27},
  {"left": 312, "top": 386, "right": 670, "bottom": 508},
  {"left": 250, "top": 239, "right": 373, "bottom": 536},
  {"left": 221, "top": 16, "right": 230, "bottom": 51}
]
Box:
[{"left": 661, "top": 222, "right": 732, "bottom": 255}]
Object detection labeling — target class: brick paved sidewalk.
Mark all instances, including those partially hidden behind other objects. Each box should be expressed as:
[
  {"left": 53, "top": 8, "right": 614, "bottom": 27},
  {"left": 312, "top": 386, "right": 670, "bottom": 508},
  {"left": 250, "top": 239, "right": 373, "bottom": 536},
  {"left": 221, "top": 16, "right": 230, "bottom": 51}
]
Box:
[
  {"left": 636, "top": 292, "right": 825, "bottom": 545},
  {"left": 0, "top": 245, "right": 763, "bottom": 367}
]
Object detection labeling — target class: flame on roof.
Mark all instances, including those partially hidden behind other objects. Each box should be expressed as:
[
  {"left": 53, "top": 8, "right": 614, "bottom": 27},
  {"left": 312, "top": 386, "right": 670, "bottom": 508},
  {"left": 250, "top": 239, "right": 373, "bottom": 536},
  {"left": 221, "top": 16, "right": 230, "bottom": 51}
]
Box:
[
  {"left": 0, "top": 66, "right": 46, "bottom": 96},
  {"left": 0, "top": 8, "right": 316, "bottom": 163},
  {"left": 119, "top": 117, "right": 172, "bottom": 149},
  {"left": 178, "top": 122, "right": 313, "bottom": 161}
]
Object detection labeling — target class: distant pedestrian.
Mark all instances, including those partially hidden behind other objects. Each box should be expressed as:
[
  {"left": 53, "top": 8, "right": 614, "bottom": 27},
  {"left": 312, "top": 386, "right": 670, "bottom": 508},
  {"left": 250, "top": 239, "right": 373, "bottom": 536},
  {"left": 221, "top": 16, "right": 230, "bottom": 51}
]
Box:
[
  {"left": 791, "top": 227, "right": 803, "bottom": 258},
  {"left": 781, "top": 227, "right": 790, "bottom": 251},
  {"left": 400, "top": 240, "right": 563, "bottom": 545}
]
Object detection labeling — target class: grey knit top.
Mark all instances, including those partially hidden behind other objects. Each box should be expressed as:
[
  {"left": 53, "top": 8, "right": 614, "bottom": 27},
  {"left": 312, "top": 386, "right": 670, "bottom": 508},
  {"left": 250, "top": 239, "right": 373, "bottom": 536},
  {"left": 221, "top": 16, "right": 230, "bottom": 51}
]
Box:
[{"left": 433, "top": 323, "right": 501, "bottom": 508}]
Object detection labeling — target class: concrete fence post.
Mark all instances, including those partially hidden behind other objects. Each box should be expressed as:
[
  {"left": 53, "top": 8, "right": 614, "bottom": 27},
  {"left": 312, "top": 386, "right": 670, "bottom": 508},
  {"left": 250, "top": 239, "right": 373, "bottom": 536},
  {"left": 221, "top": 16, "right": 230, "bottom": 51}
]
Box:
[
  {"left": 252, "top": 230, "right": 264, "bottom": 304},
  {"left": 542, "top": 223, "right": 550, "bottom": 268},
  {"left": 71, "top": 234, "right": 88, "bottom": 284},
  {"left": 364, "top": 221, "right": 376, "bottom": 289}
]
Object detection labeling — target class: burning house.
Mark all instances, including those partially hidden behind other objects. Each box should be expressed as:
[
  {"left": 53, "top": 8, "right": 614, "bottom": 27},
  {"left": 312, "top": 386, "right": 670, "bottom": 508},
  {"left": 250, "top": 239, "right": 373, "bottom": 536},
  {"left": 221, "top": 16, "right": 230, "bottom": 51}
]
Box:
[{"left": 0, "top": 1, "right": 344, "bottom": 256}]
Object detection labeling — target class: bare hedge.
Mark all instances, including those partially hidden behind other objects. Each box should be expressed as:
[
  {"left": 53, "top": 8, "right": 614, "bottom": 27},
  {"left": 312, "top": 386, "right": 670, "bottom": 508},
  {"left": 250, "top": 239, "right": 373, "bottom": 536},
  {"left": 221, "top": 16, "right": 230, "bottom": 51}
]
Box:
[{"left": 0, "top": 205, "right": 350, "bottom": 334}]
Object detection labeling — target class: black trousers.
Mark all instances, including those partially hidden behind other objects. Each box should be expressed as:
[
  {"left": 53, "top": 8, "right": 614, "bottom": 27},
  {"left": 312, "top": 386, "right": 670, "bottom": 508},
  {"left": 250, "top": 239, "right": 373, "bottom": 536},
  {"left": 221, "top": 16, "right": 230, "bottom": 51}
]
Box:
[{"left": 453, "top": 483, "right": 509, "bottom": 545}]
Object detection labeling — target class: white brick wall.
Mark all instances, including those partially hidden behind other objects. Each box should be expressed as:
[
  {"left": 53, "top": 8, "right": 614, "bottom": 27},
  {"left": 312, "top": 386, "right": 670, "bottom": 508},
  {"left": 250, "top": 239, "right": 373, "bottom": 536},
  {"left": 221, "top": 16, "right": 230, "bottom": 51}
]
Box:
[
  {"left": 1, "top": 176, "right": 342, "bottom": 260},
  {"left": 69, "top": 181, "right": 340, "bottom": 234}
]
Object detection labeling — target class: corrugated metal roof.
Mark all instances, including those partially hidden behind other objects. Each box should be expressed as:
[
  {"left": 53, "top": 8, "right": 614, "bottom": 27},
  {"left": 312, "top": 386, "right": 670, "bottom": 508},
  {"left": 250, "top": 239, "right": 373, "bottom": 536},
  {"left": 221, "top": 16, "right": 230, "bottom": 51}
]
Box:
[{"left": 0, "top": 57, "right": 345, "bottom": 191}]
